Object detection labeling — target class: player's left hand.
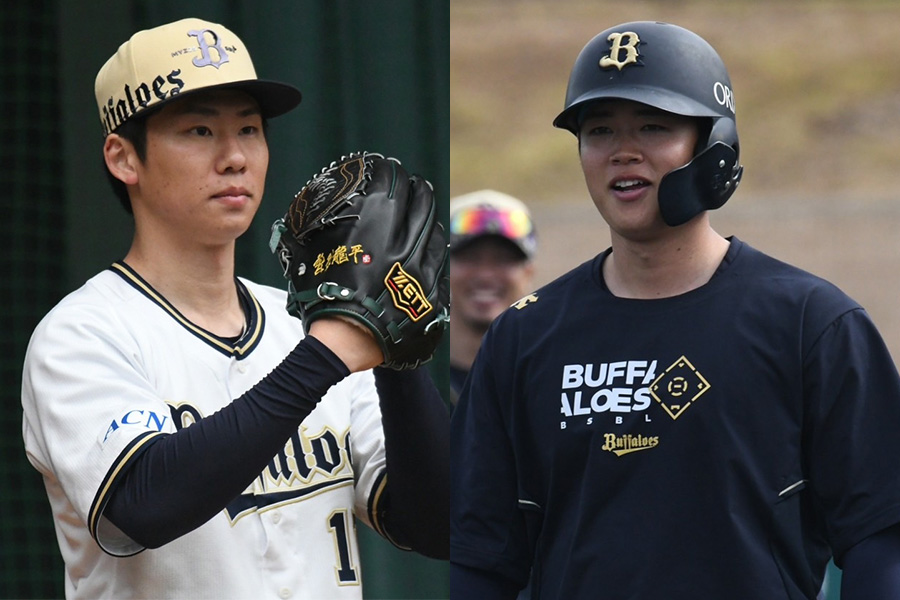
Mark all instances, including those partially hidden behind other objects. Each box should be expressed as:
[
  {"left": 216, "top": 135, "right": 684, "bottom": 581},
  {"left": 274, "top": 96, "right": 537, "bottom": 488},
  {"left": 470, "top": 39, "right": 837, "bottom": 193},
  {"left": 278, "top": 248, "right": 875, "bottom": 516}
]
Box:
[
  {"left": 307, "top": 316, "right": 383, "bottom": 372},
  {"left": 270, "top": 152, "right": 449, "bottom": 370}
]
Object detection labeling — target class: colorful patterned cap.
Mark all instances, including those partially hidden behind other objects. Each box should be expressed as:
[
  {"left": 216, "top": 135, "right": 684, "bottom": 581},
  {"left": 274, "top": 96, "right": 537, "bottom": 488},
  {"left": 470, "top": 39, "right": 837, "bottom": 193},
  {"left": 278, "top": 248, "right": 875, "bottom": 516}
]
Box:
[{"left": 449, "top": 190, "right": 537, "bottom": 260}]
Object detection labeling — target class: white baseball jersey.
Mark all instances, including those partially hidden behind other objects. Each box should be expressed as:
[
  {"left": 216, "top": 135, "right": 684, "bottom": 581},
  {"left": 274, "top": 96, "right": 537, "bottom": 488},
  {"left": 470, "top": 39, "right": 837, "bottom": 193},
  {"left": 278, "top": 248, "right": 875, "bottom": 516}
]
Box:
[{"left": 22, "top": 262, "right": 388, "bottom": 599}]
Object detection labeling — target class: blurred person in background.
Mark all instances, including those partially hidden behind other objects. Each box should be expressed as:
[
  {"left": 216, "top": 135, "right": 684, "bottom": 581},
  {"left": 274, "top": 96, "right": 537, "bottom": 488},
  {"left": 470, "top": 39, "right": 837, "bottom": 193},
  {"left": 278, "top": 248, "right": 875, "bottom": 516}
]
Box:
[{"left": 449, "top": 190, "right": 537, "bottom": 406}]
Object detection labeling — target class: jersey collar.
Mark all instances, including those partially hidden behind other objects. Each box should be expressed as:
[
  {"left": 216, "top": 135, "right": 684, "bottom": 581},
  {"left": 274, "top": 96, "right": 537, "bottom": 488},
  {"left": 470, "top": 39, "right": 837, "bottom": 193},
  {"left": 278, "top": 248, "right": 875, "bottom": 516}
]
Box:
[{"left": 109, "top": 261, "right": 265, "bottom": 359}]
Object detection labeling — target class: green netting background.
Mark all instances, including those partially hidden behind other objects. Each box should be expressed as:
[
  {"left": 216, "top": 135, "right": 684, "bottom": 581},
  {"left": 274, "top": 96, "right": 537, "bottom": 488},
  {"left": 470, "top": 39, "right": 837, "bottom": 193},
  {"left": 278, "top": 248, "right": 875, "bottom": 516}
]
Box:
[
  {"left": 1, "top": 2, "right": 67, "bottom": 599},
  {"left": 1, "top": 1, "right": 449, "bottom": 598}
]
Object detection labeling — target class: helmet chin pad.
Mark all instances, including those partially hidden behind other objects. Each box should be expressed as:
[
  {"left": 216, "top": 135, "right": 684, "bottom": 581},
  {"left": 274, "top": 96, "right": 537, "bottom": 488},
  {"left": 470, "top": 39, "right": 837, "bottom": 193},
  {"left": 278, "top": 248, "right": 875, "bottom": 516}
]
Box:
[{"left": 658, "top": 141, "right": 743, "bottom": 227}]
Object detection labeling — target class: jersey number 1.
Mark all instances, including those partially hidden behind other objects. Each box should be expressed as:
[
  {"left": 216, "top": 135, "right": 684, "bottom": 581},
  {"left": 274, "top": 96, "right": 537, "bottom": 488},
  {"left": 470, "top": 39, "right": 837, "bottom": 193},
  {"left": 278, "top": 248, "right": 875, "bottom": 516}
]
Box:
[{"left": 328, "top": 509, "right": 360, "bottom": 585}]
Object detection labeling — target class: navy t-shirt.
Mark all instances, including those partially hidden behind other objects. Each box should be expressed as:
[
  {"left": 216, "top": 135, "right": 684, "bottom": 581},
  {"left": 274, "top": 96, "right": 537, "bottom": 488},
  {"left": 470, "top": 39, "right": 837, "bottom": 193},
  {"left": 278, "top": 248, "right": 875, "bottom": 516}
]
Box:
[
  {"left": 451, "top": 238, "right": 900, "bottom": 599},
  {"left": 450, "top": 363, "right": 469, "bottom": 407}
]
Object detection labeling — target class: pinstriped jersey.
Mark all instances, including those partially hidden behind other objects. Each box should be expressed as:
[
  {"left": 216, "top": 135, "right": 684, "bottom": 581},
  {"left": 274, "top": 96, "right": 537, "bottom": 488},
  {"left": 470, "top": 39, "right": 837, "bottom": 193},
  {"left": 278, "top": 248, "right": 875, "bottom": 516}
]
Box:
[
  {"left": 451, "top": 238, "right": 900, "bottom": 599},
  {"left": 22, "top": 262, "right": 387, "bottom": 600}
]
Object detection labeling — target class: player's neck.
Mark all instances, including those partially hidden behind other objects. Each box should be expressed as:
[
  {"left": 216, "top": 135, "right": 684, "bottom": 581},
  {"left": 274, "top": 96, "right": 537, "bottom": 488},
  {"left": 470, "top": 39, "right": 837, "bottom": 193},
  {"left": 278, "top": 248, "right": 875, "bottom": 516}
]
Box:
[
  {"left": 604, "top": 220, "right": 729, "bottom": 300},
  {"left": 123, "top": 237, "right": 246, "bottom": 337}
]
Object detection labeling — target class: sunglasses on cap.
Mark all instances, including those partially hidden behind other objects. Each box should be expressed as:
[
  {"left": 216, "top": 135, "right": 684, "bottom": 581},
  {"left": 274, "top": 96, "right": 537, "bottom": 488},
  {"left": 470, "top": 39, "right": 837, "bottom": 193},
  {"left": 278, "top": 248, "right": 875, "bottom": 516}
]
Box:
[{"left": 450, "top": 206, "right": 534, "bottom": 241}]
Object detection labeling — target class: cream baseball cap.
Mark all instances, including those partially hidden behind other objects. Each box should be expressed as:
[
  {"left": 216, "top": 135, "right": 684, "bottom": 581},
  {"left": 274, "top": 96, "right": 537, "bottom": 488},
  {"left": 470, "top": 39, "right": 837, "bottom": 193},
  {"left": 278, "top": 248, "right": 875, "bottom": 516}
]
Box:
[{"left": 95, "top": 17, "right": 302, "bottom": 136}]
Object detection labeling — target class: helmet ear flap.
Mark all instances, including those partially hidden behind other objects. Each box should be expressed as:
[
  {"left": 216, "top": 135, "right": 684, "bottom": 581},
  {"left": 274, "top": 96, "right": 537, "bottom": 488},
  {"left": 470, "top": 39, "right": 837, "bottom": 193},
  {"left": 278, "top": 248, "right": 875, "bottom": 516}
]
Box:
[
  {"left": 658, "top": 141, "right": 742, "bottom": 226},
  {"left": 708, "top": 117, "right": 740, "bottom": 159}
]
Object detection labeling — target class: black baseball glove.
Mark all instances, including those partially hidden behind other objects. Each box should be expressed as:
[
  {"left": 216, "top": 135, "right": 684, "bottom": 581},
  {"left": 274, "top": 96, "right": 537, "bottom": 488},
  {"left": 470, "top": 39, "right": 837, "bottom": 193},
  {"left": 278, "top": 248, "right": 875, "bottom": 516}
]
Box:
[{"left": 269, "top": 152, "right": 449, "bottom": 370}]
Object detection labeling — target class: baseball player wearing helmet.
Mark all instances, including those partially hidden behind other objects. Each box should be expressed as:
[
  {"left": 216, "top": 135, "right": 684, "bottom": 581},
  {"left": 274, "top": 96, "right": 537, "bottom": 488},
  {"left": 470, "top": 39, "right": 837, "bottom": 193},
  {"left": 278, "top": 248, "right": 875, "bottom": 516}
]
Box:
[
  {"left": 450, "top": 21, "right": 900, "bottom": 599},
  {"left": 21, "top": 18, "right": 448, "bottom": 599}
]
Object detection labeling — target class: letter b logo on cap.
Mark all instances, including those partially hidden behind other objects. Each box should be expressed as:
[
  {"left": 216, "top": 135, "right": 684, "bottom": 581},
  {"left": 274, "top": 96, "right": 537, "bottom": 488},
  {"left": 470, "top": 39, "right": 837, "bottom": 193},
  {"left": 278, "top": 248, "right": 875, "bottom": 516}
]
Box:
[{"left": 189, "top": 28, "right": 230, "bottom": 69}]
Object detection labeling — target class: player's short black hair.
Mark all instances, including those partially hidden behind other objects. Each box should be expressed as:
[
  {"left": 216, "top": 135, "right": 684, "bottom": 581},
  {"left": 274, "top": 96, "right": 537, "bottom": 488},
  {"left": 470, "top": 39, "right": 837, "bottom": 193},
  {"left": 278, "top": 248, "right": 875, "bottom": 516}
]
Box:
[{"left": 102, "top": 115, "right": 270, "bottom": 215}]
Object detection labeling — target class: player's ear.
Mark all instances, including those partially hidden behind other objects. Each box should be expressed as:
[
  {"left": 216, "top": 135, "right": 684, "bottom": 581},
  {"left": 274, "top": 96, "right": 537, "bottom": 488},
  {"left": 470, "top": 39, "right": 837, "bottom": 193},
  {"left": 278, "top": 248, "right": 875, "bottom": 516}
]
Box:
[{"left": 103, "top": 134, "right": 140, "bottom": 186}]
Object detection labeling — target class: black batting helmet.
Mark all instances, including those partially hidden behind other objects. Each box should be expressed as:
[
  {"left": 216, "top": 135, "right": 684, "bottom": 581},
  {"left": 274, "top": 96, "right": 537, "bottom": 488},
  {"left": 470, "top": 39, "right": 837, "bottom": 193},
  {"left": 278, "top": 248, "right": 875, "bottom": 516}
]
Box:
[{"left": 554, "top": 21, "right": 743, "bottom": 226}]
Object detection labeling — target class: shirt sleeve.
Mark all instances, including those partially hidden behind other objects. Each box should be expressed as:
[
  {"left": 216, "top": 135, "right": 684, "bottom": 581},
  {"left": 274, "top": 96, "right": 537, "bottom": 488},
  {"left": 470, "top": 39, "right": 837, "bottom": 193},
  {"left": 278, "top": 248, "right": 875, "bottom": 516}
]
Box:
[
  {"left": 803, "top": 308, "right": 900, "bottom": 562},
  {"left": 21, "top": 301, "right": 178, "bottom": 555},
  {"left": 450, "top": 327, "right": 535, "bottom": 588},
  {"left": 342, "top": 368, "right": 388, "bottom": 530},
  {"left": 839, "top": 523, "right": 900, "bottom": 599},
  {"left": 451, "top": 562, "right": 522, "bottom": 600}
]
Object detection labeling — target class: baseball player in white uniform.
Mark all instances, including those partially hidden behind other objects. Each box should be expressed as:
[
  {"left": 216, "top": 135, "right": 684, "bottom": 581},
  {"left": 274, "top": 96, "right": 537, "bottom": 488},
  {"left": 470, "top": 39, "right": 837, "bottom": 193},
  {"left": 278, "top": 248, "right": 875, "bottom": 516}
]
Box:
[{"left": 21, "top": 18, "right": 448, "bottom": 600}]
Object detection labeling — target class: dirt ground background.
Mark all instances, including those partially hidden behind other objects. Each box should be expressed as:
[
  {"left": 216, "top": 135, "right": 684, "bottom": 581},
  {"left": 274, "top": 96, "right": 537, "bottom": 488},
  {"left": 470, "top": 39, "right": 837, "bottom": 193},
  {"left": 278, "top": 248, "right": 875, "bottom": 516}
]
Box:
[{"left": 451, "top": 0, "right": 900, "bottom": 360}]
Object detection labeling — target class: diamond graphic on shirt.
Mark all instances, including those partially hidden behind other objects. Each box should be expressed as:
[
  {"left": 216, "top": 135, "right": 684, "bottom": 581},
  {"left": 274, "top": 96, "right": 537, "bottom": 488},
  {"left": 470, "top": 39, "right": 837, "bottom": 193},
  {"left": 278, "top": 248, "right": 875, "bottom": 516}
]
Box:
[{"left": 649, "top": 355, "right": 711, "bottom": 420}]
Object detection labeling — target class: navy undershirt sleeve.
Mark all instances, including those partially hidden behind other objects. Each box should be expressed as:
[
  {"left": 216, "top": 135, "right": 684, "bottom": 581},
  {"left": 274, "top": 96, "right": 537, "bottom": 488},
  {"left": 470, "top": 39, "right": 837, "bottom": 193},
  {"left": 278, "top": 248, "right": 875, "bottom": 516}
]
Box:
[
  {"left": 373, "top": 367, "right": 450, "bottom": 560},
  {"left": 103, "top": 336, "right": 349, "bottom": 548},
  {"left": 840, "top": 523, "right": 900, "bottom": 600}
]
